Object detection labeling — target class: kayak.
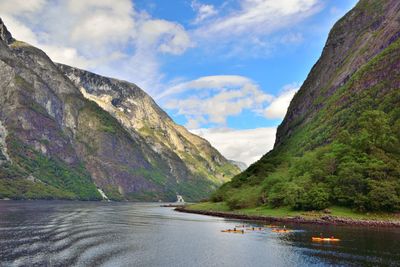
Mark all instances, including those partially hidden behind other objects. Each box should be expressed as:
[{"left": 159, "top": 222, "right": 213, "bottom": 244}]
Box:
[
  {"left": 265, "top": 225, "right": 278, "bottom": 228},
  {"left": 272, "top": 229, "right": 292, "bottom": 233},
  {"left": 312, "top": 237, "right": 340, "bottom": 242},
  {"left": 221, "top": 229, "right": 245, "bottom": 233}
]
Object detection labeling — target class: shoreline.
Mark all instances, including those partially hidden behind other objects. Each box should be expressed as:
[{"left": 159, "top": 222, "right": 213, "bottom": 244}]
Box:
[{"left": 175, "top": 206, "right": 400, "bottom": 228}]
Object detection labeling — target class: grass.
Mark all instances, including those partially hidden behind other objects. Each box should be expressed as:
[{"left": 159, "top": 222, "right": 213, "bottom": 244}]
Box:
[
  {"left": 186, "top": 202, "right": 231, "bottom": 212},
  {"left": 7, "top": 135, "right": 102, "bottom": 200},
  {"left": 187, "top": 202, "right": 400, "bottom": 222}
]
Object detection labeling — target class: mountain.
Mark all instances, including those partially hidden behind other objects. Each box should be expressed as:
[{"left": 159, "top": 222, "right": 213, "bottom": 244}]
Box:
[
  {"left": 228, "top": 160, "right": 247, "bottom": 171},
  {"left": 212, "top": 0, "right": 400, "bottom": 212},
  {"left": 0, "top": 18, "right": 239, "bottom": 201}
]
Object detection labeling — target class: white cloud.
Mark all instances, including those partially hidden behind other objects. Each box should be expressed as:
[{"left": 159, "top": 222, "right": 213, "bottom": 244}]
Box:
[
  {"left": 197, "top": 0, "right": 320, "bottom": 37},
  {"left": 159, "top": 75, "right": 252, "bottom": 99},
  {"left": 192, "top": 0, "right": 322, "bottom": 57},
  {"left": 0, "top": 15, "right": 92, "bottom": 69},
  {"left": 0, "top": 0, "right": 192, "bottom": 96},
  {"left": 138, "top": 19, "right": 192, "bottom": 55},
  {"left": 164, "top": 76, "right": 299, "bottom": 128},
  {"left": 0, "top": 0, "right": 46, "bottom": 15},
  {"left": 191, "top": 1, "right": 218, "bottom": 24},
  {"left": 192, "top": 127, "right": 277, "bottom": 165},
  {"left": 263, "top": 84, "right": 299, "bottom": 119},
  {"left": 163, "top": 75, "right": 273, "bottom": 128}
]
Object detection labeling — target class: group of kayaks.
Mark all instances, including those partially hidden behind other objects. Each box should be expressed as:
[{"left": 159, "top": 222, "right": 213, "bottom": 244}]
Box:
[{"left": 221, "top": 224, "right": 341, "bottom": 242}]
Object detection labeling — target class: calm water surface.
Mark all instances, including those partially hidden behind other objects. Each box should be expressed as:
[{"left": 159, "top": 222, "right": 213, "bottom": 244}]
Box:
[{"left": 0, "top": 201, "right": 399, "bottom": 267}]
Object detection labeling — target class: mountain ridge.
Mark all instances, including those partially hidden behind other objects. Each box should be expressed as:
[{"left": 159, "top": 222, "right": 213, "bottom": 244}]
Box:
[
  {"left": 0, "top": 18, "right": 239, "bottom": 201},
  {"left": 212, "top": 0, "right": 400, "bottom": 212}
]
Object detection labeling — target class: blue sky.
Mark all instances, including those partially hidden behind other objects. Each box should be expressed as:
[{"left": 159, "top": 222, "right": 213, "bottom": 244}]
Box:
[{"left": 0, "top": 0, "right": 358, "bottom": 164}]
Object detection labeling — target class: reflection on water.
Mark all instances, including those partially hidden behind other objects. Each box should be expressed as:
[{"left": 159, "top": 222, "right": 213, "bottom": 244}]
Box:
[{"left": 0, "top": 201, "right": 399, "bottom": 266}]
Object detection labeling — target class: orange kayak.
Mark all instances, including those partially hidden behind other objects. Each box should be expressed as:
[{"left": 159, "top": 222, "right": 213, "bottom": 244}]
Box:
[
  {"left": 312, "top": 237, "right": 340, "bottom": 242},
  {"left": 272, "top": 229, "right": 292, "bottom": 233}
]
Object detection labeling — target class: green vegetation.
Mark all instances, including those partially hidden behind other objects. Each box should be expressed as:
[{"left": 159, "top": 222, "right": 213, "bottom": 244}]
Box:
[
  {"left": 81, "top": 100, "right": 127, "bottom": 135},
  {"left": 102, "top": 185, "right": 124, "bottom": 201},
  {"left": 0, "top": 178, "right": 75, "bottom": 200},
  {"left": 187, "top": 202, "right": 400, "bottom": 221},
  {"left": 212, "top": 24, "right": 400, "bottom": 213},
  {"left": 5, "top": 135, "right": 101, "bottom": 200}
]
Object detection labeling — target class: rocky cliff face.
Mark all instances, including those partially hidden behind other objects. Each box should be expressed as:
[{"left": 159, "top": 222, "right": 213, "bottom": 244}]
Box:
[
  {"left": 213, "top": 0, "right": 400, "bottom": 212},
  {"left": 275, "top": 0, "right": 400, "bottom": 148},
  {"left": 58, "top": 64, "right": 238, "bottom": 187},
  {"left": 0, "top": 18, "right": 239, "bottom": 201}
]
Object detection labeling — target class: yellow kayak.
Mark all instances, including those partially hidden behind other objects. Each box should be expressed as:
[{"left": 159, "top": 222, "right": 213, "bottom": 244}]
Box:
[
  {"left": 265, "top": 224, "right": 278, "bottom": 228},
  {"left": 312, "top": 237, "right": 340, "bottom": 242}
]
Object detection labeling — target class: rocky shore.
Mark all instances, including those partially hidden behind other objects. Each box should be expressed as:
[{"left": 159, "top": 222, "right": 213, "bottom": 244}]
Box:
[{"left": 175, "top": 207, "right": 400, "bottom": 228}]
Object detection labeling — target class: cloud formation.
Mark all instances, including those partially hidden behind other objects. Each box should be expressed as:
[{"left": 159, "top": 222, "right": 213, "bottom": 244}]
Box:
[
  {"left": 191, "top": 0, "right": 218, "bottom": 24},
  {"left": 164, "top": 75, "right": 298, "bottom": 129},
  {"left": 0, "top": 0, "right": 192, "bottom": 96},
  {"left": 263, "top": 84, "right": 299, "bottom": 119},
  {"left": 0, "top": 0, "right": 320, "bottom": 96},
  {"left": 192, "top": 127, "right": 277, "bottom": 165},
  {"left": 164, "top": 75, "right": 273, "bottom": 128},
  {"left": 196, "top": 0, "right": 320, "bottom": 37}
]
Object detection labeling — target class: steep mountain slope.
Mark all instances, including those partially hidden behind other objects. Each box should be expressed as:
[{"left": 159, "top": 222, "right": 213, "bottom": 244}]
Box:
[
  {"left": 213, "top": 0, "right": 400, "bottom": 212},
  {"left": 0, "top": 18, "right": 238, "bottom": 201},
  {"left": 58, "top": 64, "right": 238, "bottom": 188}
]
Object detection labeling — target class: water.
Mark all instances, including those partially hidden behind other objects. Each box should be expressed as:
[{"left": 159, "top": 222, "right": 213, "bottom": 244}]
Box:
[{"left": 0, "top": 201, "right": 399, "bottom": 267}]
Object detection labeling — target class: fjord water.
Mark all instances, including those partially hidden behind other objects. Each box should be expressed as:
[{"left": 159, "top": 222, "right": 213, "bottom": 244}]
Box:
[{"left": 0, "top": 202, "right": 399, "bottom": 267}]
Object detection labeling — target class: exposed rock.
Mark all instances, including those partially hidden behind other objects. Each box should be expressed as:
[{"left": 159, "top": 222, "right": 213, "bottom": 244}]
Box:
[
  {"left": 58, "top": 64, "right": 240, "bottom": 192},
  {"left": 275, "top": 0, "right": 400, "bottom": 147},
  {"left": 0, "top": 18, "right": 14, "bottom": 45},
  {"left": 0, "top": 18, "right": 239, "bottom": 201},
  {"left": 212, "top": 0, "right": 400, "bottom": 212},
  {"left": 0, "top": 121, "right": 10, "bottom": 163}
]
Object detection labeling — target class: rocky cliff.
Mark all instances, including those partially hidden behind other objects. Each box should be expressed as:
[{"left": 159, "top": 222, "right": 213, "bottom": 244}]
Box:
[
  {"left": 213, "top": 0, "right": 400, "bottom": 212},
  {"left": 0, "top": 18, "right": 239, "bottom": 201}
]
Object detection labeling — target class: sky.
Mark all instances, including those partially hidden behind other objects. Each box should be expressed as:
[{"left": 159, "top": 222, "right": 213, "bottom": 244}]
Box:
[{"left": 0, "top": 0, "right": 358, "bottom": 166}]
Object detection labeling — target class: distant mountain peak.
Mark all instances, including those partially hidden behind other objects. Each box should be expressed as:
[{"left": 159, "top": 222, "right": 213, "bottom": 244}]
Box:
[
  {"left": 0, "top": 18, "right": 14, "bottom": 45},
  {"left": 228, "top": 160, "right": 247, "bottom": 171}
]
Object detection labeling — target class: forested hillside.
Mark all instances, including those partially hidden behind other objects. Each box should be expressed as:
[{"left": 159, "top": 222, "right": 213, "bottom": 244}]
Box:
[{"left": 212, "top": 0, "right": 400, "bottom": 212}]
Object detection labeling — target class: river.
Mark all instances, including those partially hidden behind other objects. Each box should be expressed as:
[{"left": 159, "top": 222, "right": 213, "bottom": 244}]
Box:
[{"left": 0, "top": 201, "right": 399, "bottom": 266}]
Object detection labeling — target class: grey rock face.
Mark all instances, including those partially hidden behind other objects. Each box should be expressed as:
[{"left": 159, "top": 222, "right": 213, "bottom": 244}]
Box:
[
  {"left": 275, "top": 0, "right": 400, "bottom": 148},
  {"left": 0, "top": 18, "right": 14, "bottom": 45},
  {"left": 0, "top": 121, "right": 10, "bottom": 164},
  {"left": 58, "top": 64, "right": 240, "bottom": 195},
  {"left": 0, "top": 18, "right": 239, "bottom": 201}
]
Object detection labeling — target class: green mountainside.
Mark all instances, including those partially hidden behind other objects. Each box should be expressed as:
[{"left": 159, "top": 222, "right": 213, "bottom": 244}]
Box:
[
  {"left": 212, "top": 0, "right": 400, "bottom": 212},
  {"left": 0, "top": 18, "right": 239, "bottom": 201}
]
